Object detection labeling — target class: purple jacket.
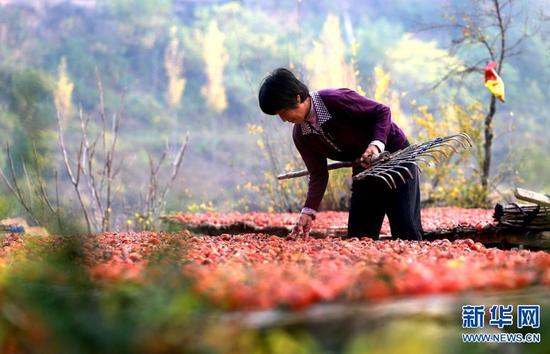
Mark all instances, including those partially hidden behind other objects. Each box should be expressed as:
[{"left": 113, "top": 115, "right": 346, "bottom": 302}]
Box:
[{"left": 292, "top": 88, "right": 408, "bottom": 211}]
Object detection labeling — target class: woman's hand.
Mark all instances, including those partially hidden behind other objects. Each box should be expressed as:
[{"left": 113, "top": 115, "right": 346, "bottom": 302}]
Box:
[
  {"left": 289, "top": 213, "right": 313, "bottom": 238},
  {"left": 360, "top": 144, "right": 381, "bottom": 168}
]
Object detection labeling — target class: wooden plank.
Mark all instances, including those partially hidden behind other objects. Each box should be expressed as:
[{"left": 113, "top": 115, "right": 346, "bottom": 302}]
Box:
[
  {"left": 473, "top": 231, "right": 550, "bottom": 249},
  {"left": 515, "top": 187, "right": 550, "bottom": 206},
  {"left": 223, "top": 287, "right": 550, "bottom": 330}
]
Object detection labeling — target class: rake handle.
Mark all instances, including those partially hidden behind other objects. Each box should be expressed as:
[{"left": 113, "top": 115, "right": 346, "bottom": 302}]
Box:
[
  {"left": 277, "top": 161, "right": 355, "bottom": 180},
  {"left": 276, "top": 152, "right": 391, "bottom": 180}
]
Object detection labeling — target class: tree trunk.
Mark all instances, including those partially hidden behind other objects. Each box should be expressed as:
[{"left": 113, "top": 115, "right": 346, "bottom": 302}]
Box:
[{"left": 481, "top": 95, "right": 496, "bottom": 203}]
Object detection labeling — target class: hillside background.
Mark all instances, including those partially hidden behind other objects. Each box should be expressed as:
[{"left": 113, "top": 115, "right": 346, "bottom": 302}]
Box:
[{"left": 1, "top": 0, "right": 549, "bottom": 231}]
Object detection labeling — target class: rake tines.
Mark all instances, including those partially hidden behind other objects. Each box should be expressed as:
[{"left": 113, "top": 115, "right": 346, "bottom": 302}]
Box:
[{"left": 353, "top": 133, "right": 472, "bottom": 188}]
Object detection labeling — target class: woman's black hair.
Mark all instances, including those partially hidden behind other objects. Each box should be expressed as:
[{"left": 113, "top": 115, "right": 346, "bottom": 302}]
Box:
[{"left": 258, "top": 68, "right": 310, "bottom": 115}]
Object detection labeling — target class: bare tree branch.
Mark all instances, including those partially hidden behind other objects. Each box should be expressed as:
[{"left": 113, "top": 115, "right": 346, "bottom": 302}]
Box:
[
  {"left": 103, "top": 90, "right": 125, "bottom": 231},
  {"left": 32, "top": 144, "right": 56, "bottom": 214},
  {"left": 158, "top": 134, "right": 189, "bottom": 208},
  {"left": 429, "top": 59, "right": 485, "bottom": 90},
  {"left": 54, "top": 169, "right": 63, "bottom": 232},
  {"left": 21, "top": 161, "right": 33, "bottom": 209},
  {"left": 56, "top": 109, "right": 93, "bottom": 234},
  {"left": 141, "top": 134, "right": 189, "bottom": 229},
  {"left": 0, "top": 144, "right": 40, "bottom": 225}
]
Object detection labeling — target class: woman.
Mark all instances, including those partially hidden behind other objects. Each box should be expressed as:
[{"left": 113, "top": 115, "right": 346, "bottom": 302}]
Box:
[{"left": 258, "top": 68, "right": 423, "bottom": 240}]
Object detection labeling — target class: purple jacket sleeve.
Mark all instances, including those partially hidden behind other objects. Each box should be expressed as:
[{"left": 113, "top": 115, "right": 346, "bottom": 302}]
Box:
[
  {"left": 292, "top": 130, "right": 328, "bottom": 211},
  {"left": 336, "top": 89, "right": 392, "bottom": 144}
]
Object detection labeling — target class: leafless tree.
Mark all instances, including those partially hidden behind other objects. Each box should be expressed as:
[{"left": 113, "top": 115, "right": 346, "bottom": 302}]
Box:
[
  {"left": 141, "top": 135, "right": 189, "bottom": 230},
  {"left": 422, "top": 0, "right": 539, "bottom": 203},
  {"left": 0, "top": 143, "right": 63, "bottom": 230},
  {"left": 2, "top": 71, "right": 189, "bottom": 234},
  {"left": 55, "top": 74, "right": 189, "bottom": 233}
]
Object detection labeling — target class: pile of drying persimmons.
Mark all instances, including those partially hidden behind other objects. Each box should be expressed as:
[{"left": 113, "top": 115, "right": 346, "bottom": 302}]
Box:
[
  {"left": 167, "top": 207, "right": 495, "bottom": 234},
  {"left": 1, "top": 207, "right": 549, "bottom": 312}
]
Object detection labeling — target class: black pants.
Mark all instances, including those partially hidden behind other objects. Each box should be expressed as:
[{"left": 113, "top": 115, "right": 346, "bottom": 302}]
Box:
[{"left": 346, "top": 165, "right": 423, "bottom": 240}]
